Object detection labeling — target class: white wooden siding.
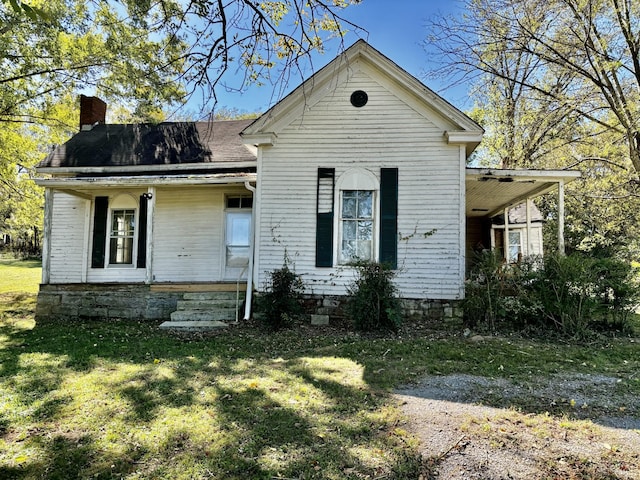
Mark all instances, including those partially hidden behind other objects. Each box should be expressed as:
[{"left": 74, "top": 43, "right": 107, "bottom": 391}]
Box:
[
  {"left": 152, "top": 186, "right": 248, "bottom": 282},
  {"left": 49, "top": 192, "right": 88, "bottom": 283},
  {"left": 255, "top": 68, "right": 465, "bottom": 300}
]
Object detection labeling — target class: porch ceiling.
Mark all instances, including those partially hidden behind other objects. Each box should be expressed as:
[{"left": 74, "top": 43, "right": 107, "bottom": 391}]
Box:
[{"left": 466, "top": 168, "right": 581, "bottom": 218}]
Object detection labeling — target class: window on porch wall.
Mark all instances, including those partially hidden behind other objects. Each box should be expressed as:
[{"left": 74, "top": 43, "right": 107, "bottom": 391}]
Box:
[
  {"left": 508, "top": 230, "right": 523, "bottom": 263},
  {"left": 109, "top": 209, "right": 135, "bottom": 264}
]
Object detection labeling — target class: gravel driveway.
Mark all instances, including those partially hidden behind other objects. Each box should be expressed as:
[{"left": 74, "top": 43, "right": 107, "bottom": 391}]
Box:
[{"left": 395, "top": 373, "right": 640, "bottom": 479}]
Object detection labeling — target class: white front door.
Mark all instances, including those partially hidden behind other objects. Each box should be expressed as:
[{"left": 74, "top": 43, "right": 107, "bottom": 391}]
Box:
[{"left": 224, "top": 196, "right": 252, "bottom": 280}]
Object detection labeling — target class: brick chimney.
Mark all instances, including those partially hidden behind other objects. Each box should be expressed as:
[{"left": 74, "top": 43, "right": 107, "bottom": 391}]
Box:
[{"left": 79, "top": 95, "right": 107, "bottom": 131}]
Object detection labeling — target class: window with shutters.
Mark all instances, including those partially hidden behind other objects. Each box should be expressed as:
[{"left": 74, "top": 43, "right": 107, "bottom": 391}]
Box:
[
  {"left": 315, "top": 168, "right": 397, "bottom": 268},
  {"left": 336, "top": 169, "right": 379, "bottom": 265},
  {"left": 103, "top": 194, "right": 138, "bottom": 267},
  {"left": 340, "top": 190, "right": 374, "bottom": 262},
  {"left": 109, "top": 209, "right": 135, "bottom": 264}
]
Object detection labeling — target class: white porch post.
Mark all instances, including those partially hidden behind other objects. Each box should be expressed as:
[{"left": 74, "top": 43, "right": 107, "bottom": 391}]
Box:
[
  {"left": 558, "top": 181, "right": 565, "bottom": 255},
  {"left": 504, "top": 206, "right": 510, "bottom": 261},
  {"left": 145, "top": 186, "right": 155, "bottom": 284},
  {"left": 526, "top": 198, "right": 533, "bottom": 257},
  {"left": 42, "top": 188, "right": 53, "bottom": 284}
]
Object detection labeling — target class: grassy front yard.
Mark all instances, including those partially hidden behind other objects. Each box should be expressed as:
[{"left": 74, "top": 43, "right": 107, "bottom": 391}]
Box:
[
  {"left": 1, "top": 261, "right": 639, "bottom": 479},
  {"left": 0, "top": 258, "right": 41, "bottom": 294}
]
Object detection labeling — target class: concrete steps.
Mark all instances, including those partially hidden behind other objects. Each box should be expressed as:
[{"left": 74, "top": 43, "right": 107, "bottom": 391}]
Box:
[{"left": 159, "top": 291, "right": 245, "bottom": 331}]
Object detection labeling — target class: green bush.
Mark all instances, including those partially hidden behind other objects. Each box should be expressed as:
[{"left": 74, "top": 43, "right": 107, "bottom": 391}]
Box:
[
  {"left": 463, "top": 251, "right": 541, "bottom": 331},
  {"left": 346, "top": 261, "right": 402, "bottom": 332},
  {"left": 535, "top": 254, "right": 639, "bottom": 336},
  {"left": 463, "top": 251, "right": 639, "bottom": 338},
  {"left": 533, "top": 253, "right": 602, "bottom": 337},
  {"left": 258, "top": 263, "right": 304, "bottom": 330}
]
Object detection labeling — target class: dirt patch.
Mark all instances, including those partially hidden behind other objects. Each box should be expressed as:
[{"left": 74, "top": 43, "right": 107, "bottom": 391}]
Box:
[{"left": 395, "top": 373, "right": 640, "bottom": 479}]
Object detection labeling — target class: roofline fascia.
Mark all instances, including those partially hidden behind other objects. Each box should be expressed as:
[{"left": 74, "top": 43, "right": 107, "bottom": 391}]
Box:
[
  {"left": 35, "top": 173, "right": 257, "bottom": 189},
  {"left": 36, "top": 160, "right": 257, "bottom": 175},
  {"left": 466, "top": 167, "right": 581, "bottom": 183}
]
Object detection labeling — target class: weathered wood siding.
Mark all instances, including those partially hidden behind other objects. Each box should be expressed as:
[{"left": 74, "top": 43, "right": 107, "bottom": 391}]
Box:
[
  {"left": 255, "top": 65, "right": 465, "bottom": 300},
  {"left": 152, "top": 186, "right": 249, "bottom": 282},
  {"left": 49, "top": 192, "right": 88, "bottom": 283},
  {"left": 152, "top": 187, "right": 223, "bottom": 282}
]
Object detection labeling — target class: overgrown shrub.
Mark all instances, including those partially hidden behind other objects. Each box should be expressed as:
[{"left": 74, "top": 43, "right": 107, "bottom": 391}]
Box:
[
  {"left": 535, "top": 253, "right": 639, "bottom": 336},
  {"left": 463, "top": 250, "right": 639, "bottom": 337},
  {"left": 532, "top": 253, "right": 602, "bottom": 337},
  {"left": 346, "top": 261, "right": 402, "bottom": 332},
  {"left": 258, "top": 263, "right": 304, "bottom": 330},
  {"left": 463, "top": 251, "right": 541, "bottom": 330}
]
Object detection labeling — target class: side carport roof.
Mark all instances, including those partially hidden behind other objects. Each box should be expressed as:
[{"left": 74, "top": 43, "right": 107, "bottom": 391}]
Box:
[{"left": 466, "top": 168, "right": 581, "bottom": 218}]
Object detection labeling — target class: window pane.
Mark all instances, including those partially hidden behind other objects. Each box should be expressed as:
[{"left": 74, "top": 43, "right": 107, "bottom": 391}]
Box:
[
  {"left": 357, "top": 191, "right": 373, "bottom": 218},
  {"left": 110, "top": 237, "right": 133, "bottom": 264},
  {"left": 358, "top": 220, "right": 372, "bottom": 240},
  {"left": 357, "top": 240, "right": 372, "bottom": 260},
  {"left": 111, "top": 210, "right": 135, "bottom": 236},
  {"left": 342, "top": 194, "right": 357, "bottom": 218},
  {"left": 343, "top": 220, "right": 357, "bottom": 241},
  {"left": 341, "top": 240, "right": 356, "bottom": 262},
  {"left": 227, "top": 246, "right": 250, "bottom": 267},
  {"left": 226, "top": 213, "right": 251, "bottom": 246}
]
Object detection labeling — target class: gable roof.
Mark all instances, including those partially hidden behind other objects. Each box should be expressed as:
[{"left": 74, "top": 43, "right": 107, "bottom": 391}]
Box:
[
  {"left": 241, "top": 39, "right": 484, "bottom": 155},
  {"left": 37, "top": 119, "right": 256, "bottom": 174}
]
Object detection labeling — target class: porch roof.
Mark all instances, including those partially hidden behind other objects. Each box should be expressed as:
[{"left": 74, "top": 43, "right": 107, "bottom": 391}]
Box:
[
  {"left": 35, "top": 172, "right": 257, "bottom": 192},
  {"left": 466, "top": 168, "right": 581, "bottom": 218}
]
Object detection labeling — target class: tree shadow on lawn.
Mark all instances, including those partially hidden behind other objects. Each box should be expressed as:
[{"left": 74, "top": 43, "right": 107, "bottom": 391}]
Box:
[{"left": 1, "top": 318, "right": 424, "bottom": 479}]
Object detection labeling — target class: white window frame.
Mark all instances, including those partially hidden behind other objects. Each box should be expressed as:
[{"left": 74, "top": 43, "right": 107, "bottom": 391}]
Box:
[
  {"left": 106, "top": 194, "right": 138, "bottom": 268},
  {"left": 335, "top": 168, "right": 380, "bottom": 265},
  {"left": 507, "top": 229, "right": 523, "bottom": 263},
  {"left": 224, "top": 195, "right": 252, "bottom": 269}
]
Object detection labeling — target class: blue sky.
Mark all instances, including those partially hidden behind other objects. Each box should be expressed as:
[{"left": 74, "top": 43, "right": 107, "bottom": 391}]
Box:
[{"left": 206, "top": 0, "right": 469, "bottom": 115}]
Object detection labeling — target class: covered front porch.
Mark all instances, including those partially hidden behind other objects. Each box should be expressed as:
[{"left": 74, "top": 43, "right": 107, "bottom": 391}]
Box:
[{"left": 465, "top": 168, "right": 581, "bottom": 268}]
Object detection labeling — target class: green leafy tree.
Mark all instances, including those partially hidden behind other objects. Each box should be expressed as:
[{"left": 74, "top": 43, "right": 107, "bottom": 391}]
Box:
[
  {"left": 426, "top": 0, "right": 640, "bottom": 173},
  {"left": 426, "top": 0, "right": 640, "bottom": 257},
  {"left": 0, "top": 0, "right": 362, "bottom": 254}
]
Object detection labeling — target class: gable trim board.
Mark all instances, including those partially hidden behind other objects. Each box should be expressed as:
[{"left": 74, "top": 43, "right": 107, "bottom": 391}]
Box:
[
  {"left": 241, "top": 40, "right": 484, "bottom": 156},
  {"left": 34, "top": 39, "right": 580, "bottom": 324}
]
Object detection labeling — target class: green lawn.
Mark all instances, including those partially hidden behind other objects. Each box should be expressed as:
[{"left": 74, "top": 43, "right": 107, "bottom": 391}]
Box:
[
  {"left": 0, "top": 260, "right": 639, "bottom": 479},
  {"left": 0, "top": 258, "right": 41, "bottom": 294}
]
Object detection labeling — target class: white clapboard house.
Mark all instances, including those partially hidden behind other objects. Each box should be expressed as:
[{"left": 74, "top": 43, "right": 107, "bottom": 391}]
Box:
[{"left": 35, "top": 40, "right": 579, "bottom": 327}]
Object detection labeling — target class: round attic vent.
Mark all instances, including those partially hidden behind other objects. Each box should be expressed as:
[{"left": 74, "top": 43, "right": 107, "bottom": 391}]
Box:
[{"left": 350, "top": 90, "right": 368, "bottom": 107}]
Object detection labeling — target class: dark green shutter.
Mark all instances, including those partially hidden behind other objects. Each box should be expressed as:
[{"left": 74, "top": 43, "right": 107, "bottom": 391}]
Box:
[
  {"left": 315, "top": 168, "right": 335, "bottom": 267},
  {"left": 379, "top": 168, "right": 398, "bottom": 268},
  {"left": 137, "top": 195, "right": 148, "bottom": 268},
  {"left": 91, "top": 196, "right": 108, "bottom": 268}
]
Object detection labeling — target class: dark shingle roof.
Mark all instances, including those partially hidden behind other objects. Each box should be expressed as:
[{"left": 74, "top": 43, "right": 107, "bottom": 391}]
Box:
[{"left": 38, "top": 119, "right": 256, "bottom": 169}]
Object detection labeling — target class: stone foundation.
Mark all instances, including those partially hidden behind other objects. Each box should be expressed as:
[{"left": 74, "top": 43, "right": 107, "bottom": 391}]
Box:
[
  {"left": 36, "top": 284, "right": 183, "bottom": 322},
  {"left": 299, "top": 294, "right": 462, "bottom": 324},
  {"left": 37, "top": 284, "right": 463, "bottom": 325}
]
